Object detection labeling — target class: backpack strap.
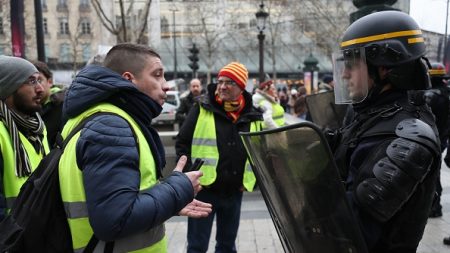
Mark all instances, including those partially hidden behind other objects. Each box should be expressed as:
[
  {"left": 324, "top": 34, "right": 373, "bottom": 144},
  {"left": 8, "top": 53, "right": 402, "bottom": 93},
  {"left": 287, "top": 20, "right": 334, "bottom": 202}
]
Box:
[{"left": 55, "top": 112, "right": 116, "bottom": 150}]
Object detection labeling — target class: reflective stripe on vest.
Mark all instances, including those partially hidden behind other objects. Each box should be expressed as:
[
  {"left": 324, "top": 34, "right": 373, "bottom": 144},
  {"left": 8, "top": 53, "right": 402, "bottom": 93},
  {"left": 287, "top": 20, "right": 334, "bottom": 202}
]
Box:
[
  {"left": 259, "top": 100, "right": 285, "bottom": 129},
  {"left": 58, "top": 103, "right": 166, "bottom": 252},
  {"left": 1, "top": 122, "right": 50, "bottom": 209},
  {"left": 191, "top": 106, "right": 262, "bottom": 191}
]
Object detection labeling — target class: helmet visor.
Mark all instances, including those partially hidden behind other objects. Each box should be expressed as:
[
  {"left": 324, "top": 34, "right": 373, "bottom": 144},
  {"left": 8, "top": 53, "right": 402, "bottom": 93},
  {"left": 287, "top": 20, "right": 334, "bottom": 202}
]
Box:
[{"left": 332, "top": 49, "right": 369, "bottom": 104}]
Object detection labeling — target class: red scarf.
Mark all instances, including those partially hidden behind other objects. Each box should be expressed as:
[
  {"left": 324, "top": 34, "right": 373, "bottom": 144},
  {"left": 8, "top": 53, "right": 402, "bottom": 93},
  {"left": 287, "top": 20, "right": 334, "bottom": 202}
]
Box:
[{"left": 215, "top": 94, "right": 245, "bottom": 123}]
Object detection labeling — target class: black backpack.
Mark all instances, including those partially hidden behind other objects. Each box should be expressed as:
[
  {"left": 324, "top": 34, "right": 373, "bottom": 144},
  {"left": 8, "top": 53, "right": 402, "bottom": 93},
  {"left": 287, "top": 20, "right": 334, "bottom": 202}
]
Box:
[{"left": 0, "top": 113, "right": 107, "bottom": 253}]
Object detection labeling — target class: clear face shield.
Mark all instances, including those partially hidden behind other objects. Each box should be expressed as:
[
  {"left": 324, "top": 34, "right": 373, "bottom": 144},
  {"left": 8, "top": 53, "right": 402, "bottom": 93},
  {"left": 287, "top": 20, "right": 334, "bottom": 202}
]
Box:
[{"left": 332, "top": 48, "right": 370, "bottom": 104}]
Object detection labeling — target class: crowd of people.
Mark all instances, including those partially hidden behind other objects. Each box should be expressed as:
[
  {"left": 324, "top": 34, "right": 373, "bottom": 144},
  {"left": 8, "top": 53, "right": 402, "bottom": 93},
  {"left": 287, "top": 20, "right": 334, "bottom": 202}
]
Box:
[{"left": 0, "top": 10, "right": 449, "bottom": 253}]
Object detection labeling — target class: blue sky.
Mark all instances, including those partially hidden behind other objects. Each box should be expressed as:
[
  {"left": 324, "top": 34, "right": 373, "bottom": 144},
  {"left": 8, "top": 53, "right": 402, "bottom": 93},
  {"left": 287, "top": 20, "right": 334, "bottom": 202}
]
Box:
[{"left": 410, "top": 0, "right": 449, "bottom": 34}]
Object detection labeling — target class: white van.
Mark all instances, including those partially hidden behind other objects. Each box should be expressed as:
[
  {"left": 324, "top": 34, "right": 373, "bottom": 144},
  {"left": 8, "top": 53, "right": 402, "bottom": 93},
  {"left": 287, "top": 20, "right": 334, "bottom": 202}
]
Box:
[{"left": 152, "top": 90, "right": 180, "bottom": 125}]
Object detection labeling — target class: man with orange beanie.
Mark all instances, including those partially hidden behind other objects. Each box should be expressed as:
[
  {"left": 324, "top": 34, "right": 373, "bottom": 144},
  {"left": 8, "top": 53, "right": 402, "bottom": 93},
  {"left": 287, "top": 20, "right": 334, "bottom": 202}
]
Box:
[{"left": 176, "top": 62, "right": 263, "bottom": 253}]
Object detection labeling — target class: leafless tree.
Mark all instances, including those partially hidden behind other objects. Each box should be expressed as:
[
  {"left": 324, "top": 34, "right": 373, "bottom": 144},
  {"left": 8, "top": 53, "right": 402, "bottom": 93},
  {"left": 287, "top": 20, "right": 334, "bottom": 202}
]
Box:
[
  {"left": 91, "top": 0, "right": 152, "bottom": 43},
  {"left": 184, "top": 2, "right": 230, "bottom": 83}
]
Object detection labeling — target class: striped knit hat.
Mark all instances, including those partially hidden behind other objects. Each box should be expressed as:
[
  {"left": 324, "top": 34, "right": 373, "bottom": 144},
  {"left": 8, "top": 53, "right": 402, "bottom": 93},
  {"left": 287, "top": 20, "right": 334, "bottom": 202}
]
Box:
[{"left": 218, "top": 62, "right": 248, "bottom": 90}]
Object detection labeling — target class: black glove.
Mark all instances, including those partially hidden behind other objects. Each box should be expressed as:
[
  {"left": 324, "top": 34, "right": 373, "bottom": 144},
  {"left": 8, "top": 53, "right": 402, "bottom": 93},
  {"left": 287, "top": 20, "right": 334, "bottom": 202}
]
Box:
[{"left": 322, "top": 128, "right": 341, "bottom": 152}]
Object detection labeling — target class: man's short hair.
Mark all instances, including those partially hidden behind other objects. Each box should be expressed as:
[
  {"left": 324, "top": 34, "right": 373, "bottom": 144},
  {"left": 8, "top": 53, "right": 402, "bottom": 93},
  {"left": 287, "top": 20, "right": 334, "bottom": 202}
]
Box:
[
  {"left": 31, "top": 60, "right": 53, "bottom": 79},
  {"left": 190, "top": 78, "right": 201, "bottom": 85},
  {"left": 104, "top": 43, "right": 161, "bottom": 77}
]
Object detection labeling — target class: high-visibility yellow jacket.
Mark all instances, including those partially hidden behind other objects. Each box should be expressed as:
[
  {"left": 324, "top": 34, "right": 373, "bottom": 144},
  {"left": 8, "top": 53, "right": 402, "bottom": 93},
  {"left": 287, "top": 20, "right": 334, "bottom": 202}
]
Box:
[
  {"left": 1, "top": 122, "right": 49, "bottom": 210},
  {"left": 191, "top": 106, "right": 262, "bottom": 192},
  {"left": 58, "top": 103, "right": 166, "bottom": 253}
]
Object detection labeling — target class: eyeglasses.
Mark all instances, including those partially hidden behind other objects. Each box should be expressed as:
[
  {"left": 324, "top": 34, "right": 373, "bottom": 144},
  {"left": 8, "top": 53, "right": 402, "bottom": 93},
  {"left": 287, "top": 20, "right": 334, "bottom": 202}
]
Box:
[
  {"left": 217, "top": 80, "right": 237, "bottom": 87},
  {"left": 24, "top": 78, "right": 42, "bottom": 87}
]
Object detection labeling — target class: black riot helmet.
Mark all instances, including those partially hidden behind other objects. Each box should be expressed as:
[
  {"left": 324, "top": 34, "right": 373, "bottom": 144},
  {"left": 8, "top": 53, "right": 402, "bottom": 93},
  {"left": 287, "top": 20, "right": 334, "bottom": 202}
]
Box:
[
  {"left": 429, "top": 62, "right": 450, "bottom": 87},
  {"left": 332, "top": 11, "right": 431, "bottom": 104}
]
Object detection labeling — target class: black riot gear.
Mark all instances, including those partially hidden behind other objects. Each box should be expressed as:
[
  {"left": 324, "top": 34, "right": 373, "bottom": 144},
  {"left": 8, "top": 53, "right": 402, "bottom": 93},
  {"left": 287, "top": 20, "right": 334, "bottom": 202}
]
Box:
[
  {"left": 331, "top": 11, "right": 441, "bottom": 253},
  {"left": 355, "top": 119, "right": 439, "bottom": 222}
]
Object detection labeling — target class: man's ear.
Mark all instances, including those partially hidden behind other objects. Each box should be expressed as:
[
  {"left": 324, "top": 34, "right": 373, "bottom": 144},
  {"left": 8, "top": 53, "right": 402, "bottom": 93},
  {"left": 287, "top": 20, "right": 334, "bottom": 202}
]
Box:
[{"left": 122, "top": 72, "right": 134, "bottom": 82}]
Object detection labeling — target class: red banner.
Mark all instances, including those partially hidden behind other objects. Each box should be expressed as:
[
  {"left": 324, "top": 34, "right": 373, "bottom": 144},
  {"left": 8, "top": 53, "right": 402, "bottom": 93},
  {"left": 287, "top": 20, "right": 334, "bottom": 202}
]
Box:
[{"left": 10, "top": 0, "right": 25, "bottom": 57}]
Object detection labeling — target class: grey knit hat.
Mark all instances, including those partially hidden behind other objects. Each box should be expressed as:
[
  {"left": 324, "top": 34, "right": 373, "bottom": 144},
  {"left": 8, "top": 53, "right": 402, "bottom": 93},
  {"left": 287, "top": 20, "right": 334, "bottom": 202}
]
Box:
[{"left": 0, "top": 56, "right": 39, "bottom": 100}]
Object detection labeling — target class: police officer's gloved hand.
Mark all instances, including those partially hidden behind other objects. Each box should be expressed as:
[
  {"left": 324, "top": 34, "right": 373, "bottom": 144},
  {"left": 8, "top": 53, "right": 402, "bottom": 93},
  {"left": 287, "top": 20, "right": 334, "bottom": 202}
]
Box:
[{"left": 322, "top": 128, "right": 341, "bottom": 152}]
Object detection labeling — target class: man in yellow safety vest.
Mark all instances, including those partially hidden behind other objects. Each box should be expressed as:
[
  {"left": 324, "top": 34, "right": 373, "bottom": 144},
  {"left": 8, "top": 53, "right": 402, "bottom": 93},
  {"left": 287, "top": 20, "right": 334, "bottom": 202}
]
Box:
[
  {"left": 58, "top": 43, "right": 212, "bottom": 252},
  {"left": 0, "top": 56, "right": 50, "bottom": 221},
  {"left": 176, "top": 62, "right": 263, "bottom": 253}
]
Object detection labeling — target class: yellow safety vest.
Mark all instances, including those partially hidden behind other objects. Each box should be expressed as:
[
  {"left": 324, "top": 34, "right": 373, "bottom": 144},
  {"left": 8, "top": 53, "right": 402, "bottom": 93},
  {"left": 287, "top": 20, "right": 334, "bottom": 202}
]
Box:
[
  {"left": 191, "top": 106, "right": 262, "bottom": 192},
  {"left": 58, "top": 103, "right": 166, "bottom": 253},
  {"left": 259, "top": 100, "right": 285, "bottom": 129},
  {"left": 0, "top": 122, "right": 49, "bottom": 209}
]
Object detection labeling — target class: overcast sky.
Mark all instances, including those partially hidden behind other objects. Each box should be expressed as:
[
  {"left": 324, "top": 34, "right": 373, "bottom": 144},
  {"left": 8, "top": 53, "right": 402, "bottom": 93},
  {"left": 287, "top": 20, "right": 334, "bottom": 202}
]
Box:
[{"left": 410, "top": 0, "right": 449, "bottom": 34}]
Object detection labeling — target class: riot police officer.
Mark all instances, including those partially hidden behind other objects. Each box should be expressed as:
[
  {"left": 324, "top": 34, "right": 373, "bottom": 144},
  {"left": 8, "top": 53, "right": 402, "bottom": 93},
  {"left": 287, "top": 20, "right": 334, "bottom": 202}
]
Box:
[
  {"left": 424, "top": 62, "right": 450, "bottom": 218},
  {"left": 331, "top": 11, "right": 441, "bottom": 252}
]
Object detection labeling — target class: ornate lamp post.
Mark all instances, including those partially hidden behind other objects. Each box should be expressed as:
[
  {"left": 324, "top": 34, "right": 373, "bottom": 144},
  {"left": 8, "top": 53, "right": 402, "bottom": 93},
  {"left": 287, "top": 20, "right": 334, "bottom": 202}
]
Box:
[
  {"left": 255, "top": 1, "right": 269, "bottom": 83},
  {"left": 169, "top": 8, "right": 179, "bottom": 79},
  {"left": 303, "top": 53, "right": 319, "bottom": 94}
]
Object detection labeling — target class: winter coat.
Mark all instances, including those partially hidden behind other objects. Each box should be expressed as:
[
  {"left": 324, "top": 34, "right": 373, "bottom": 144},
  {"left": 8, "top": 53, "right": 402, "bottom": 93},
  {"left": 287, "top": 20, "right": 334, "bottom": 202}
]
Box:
[{"left": 175, "top": 92, "right": 202, "bottom": 127}]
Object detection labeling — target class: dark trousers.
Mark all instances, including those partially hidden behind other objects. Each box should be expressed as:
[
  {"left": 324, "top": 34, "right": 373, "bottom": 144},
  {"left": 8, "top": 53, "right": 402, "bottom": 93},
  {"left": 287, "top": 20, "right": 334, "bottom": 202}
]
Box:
[{"left": 187, "top": 189, "right": 243, "bottom": 253}]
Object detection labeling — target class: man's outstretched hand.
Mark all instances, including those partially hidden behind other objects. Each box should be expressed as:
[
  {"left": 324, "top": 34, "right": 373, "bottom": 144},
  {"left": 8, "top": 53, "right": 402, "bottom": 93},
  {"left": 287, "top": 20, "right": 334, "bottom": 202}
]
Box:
[{"left": 179, "top": 199, "right": 212, "bottom": 218}]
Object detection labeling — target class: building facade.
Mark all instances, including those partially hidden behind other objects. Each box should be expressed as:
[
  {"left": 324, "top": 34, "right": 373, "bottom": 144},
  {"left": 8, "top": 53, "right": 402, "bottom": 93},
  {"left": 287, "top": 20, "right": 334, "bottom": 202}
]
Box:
[{"left": 0, "top": 0, "right": 444, "bottom": 86}]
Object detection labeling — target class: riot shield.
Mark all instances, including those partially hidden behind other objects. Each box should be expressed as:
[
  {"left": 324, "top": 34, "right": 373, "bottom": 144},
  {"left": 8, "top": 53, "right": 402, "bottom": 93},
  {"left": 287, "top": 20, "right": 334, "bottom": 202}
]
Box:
[
  {"left": 305, "top": 91, "right": 348, "bottom": 129},
  {"left": 240, "top": 122, "right": 367, "bottom": 253}
]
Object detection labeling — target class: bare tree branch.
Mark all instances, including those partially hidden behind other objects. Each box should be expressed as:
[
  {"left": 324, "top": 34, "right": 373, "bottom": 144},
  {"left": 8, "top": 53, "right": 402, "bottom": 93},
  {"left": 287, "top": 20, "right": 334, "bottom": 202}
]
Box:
[
  {"left": 118, "top": 0, "right": 127, "bottom": 42},
  {"left": 91, "top": 0, "right": 119, "bottom": 35},
  {"left": 137, "top": 0, "right": 152, "bottom": 44}
]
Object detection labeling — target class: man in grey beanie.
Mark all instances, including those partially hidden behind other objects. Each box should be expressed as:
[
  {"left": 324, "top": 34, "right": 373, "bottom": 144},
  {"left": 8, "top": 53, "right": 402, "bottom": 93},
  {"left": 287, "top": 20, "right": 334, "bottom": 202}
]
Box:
[{"left": 0, "top": 56, "right": 50, "bottom": 221}]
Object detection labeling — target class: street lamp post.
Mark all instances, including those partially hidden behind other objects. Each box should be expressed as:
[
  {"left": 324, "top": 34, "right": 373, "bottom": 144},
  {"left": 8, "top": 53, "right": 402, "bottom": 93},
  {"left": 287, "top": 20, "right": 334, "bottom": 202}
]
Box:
[
  {"left": 170, "top": 8, "right": 178, "bottom": 79},
  {"left": 34, "top": 0, "right": 45, "bottom": 62},
  {"left": 255, "top": 1, "right": 269, "bottom": 83},
  {"left": 303, "top": 53, "right": 319, "bottom": 94}
]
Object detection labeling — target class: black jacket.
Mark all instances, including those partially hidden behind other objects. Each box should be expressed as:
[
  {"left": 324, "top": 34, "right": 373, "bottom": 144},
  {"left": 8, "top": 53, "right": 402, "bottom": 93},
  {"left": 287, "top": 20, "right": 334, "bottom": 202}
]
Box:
[
  {"left": 175, "top": 92, "right": 200, "bottom": 127},
  {"left": 41, "top": 88, "right": 66, "bottom": 147},
  {"left": 175, "top": 84, "right": 263, "bottom": 196}
]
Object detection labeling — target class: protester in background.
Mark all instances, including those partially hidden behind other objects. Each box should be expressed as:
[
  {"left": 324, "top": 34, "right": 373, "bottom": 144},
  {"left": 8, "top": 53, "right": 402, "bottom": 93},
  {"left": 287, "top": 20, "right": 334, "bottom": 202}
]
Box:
[
  {"left": 318, "top": 74, "right": 334, "bottom": 93},
  {"left": 176, "top": 78, "right": 203, "bottom": 127},
  {"left": 293, "top": 86, "right": 311, "bottom": 121},
  {"left": 176, "top": 62, "right": 263, "bottom": 253},
  {"left": 252, "top": 80, "right": 285, "bottom": 129},
  {"left": 278, "top": 86, "right": 289, "bottom": 113},
  {"left": 293, "top": 94, "right": 308, "bottom": 120},
  {"left": 287, "top": 88, "right": 299, "bottom": 115},
  {"left": 0, "top": 56, "right": 50, "bottom": 221},
  {"left": 58, "top": 43, "right": 211, "bottom": 252},
  {"left": 329, "top": 11, "right": 440, "bottom": 252},
  {"left": 32, "top": 61, "right": 66, "bottom": 147}
]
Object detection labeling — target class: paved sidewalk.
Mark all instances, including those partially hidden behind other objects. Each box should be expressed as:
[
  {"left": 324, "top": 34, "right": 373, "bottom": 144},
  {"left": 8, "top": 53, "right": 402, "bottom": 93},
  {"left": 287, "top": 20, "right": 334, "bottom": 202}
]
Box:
[{"left": 166, "top": 159, "right": 450, "bottom": 253}]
